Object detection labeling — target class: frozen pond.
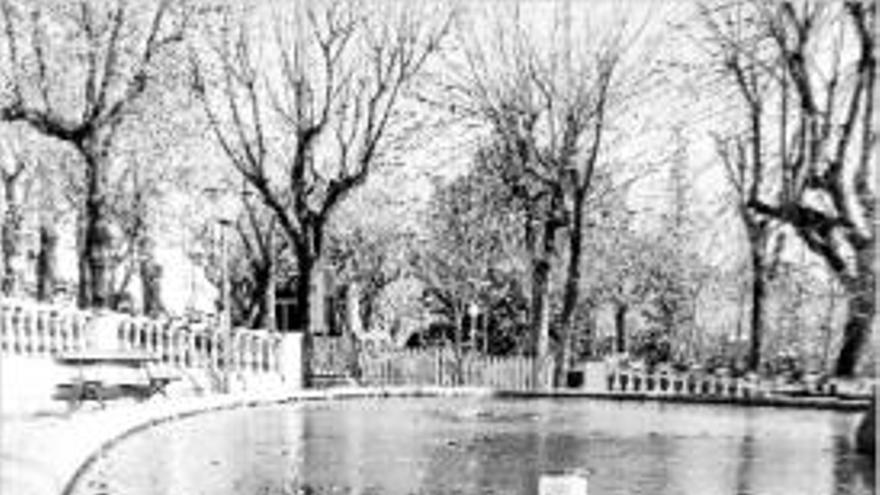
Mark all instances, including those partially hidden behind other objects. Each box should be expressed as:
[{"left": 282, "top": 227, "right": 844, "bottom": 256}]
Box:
[{"left": 73, "top": 397, "right": 874, "bottom": 495}]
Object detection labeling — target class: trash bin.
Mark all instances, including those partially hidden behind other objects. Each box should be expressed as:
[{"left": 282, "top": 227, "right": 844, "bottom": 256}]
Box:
[{"left": 566, "top": 370, "right": 584, "bottom": 388}]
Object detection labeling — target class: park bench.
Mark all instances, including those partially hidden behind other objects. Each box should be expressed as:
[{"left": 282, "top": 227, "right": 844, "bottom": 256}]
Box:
[{"left": 52, "top": 350, "right": 180, "bottom": 409}]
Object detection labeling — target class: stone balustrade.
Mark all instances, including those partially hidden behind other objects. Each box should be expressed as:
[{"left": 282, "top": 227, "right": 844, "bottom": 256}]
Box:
[
  {"left": 1, "top": 299, "right": 284, "bottom": 378},
  {"left": 606, "top": 368, "right": 762, "bottom": 398},
  {"left": 0, "top": 299, "right": 92, "bottom": 357}
]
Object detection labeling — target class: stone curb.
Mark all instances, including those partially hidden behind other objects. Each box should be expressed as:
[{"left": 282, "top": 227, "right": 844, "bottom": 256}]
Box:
[
  {"left": 494, "top": 390, "right": 872, "bottom": 412},
  {"left": 5, "top": 385, "right": 867, "bottom": 495},
  {"left": 2, "top": 386, "right": 493, "bottom": 495}
]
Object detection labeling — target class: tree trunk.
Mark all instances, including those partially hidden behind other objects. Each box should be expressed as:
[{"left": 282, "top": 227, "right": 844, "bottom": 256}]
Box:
[
  {"left": 615, "top": 301, "right": 628, "bottom": 354},
  {"left": 556, "top": 189, "right": 585, "bottom": 386},
  {"left": 76, "top": 210, "right": 90, "bottom": 307},
  {"left": 35, "top": 222, "right": 58, "bottom": 301},
  {"left": 834, "top": 244, "right": 875, "bottom": 377},
  {"left": 821, "top": 283, "right": 837, "bottom": 371},
  {"left": 293, "top": 249, "right": 315, "bottom": 386},
  {"left": 1, "top": 176, "right": 21, "bottom": 296},
  {"left": 531, "top": 257, "right": 551, "bottom": 390},
  {"left": 855, "top": 390, "right": 876, "bottom": 457},
  {"left": 453, "top": 303, "right": 464, "bottom": 385},
  {"left": 748, "top": 244, "right": 766, "bottom": 372},
  {"left": 265, "top": 234, "right": 277, "bottom": 331},
  {"left": 80, "top": 152, "right": 113, "bottom": 309},
  {"left": 140, "top": 255, "right": 163, "bottom": 317}
]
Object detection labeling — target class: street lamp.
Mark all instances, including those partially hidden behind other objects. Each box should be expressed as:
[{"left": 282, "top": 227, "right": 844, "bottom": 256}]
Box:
[
  {"left": 218, "top": 217, "right": 233, "bottom": 392},
  {"left": 468, "top": 302, "right": 481, "bottom": 354},
  {"left": 205, "top": 186, "right": 235, "bottom": 393}
]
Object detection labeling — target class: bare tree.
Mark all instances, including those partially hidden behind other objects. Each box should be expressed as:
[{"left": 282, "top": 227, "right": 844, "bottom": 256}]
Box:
[
  {"left": 700, "top": 1, "right": 876, "bottom": 377},
  {"left": 441, "top": 4, "right": 653, "bottom": 387},
  {"left": 191, "top": 0, "right": 453, "bottom": 383},
  {"left": 701, "top": 0, "right": 793, "bottom": 374},
  {"left": 0, "top": 0, "right": 191, "bottom": 308},
  {"left": 714, "top": 135, "right": 776, "bottom": 372}
]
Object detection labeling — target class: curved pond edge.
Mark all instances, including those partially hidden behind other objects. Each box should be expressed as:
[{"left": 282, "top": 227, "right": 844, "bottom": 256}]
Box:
[
  {"left": 2, "top": 387, "right": 491, "bottom": 495},
  {"left": 496, "top": 390, "right": 872, "bottom": 412},
  {"left": 60, "top": 387, "right": 495, "bottom": 495},
  {"left": 5, "top": 386, "right": 869, "bottom": 495}
]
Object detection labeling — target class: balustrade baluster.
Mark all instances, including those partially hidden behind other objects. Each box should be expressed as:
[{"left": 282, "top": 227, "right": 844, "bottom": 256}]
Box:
[
  {"left": 246, "top": 334, "right": 254, "bottom": 372},
  {"left": 177, "top": 329, "right": 186, "bottom": 367},
  {"left": 169, "top": 328, "right": 179, "bottom": 366},
  {"left": 245, "top": 335, "right": 253, "bottom": 372},
  {"left": 197, "top": 331, "right": 207, "bottom": 368},
  {"left": 185, "top": 331, "right": 194, "bottom": 368},
  {"left": 121, "top": 320, "right": 132, "bottom": 351},
  {"left": 58, "top": 312, "right": 69, "bottom": 352},
  {"left": 234, "top": 332, "right": 243, "bottom": 372},
  {"left": 11, "top": 305, "right": 19, "bottom": 353},
  {"left": 243, "top": 335, "right": 252, "bottom": 373},
  {"left": 44, "top": 310, "right": 55, "bottom": 355},
  {"left": 261, "top": 336, "right": 270, "bottom": 373},
  {"left": 43, "top": 310, "right": 53, "bottom": 355},
  {"left": 1, "top": 304, "right": 10, "bottom": 353},
  {"left": 78, "top": 315, "right": 89, "bottom": 351},
  {"left": 34, "top": 310, "right": 44, "bottom": 355},
  {"left": 213, "top": 333, "right": 222, "bottom": 370},
  {"left": 29, "top": 309, "right": 39, "bottom": 356},
  {"left": 53, "top": 311, "right": 65, "bottom": 355},
  {"left": 151, "top": 323, "right": 161, "bottom": 357},
  {"left": 28, "top": 308, "right": 37, "bottom": 355},
  {"left": 265, "top": 337, "right": 274, "bottom": 372},
  {"left": 18, "top": 307, "right": 28, "bottom": 355},
  {"left": 132, "top": 319, "right": 141, "bottom": 351},
  {"left": 25, "top": 308, "right": 37, "bottom": 356}
]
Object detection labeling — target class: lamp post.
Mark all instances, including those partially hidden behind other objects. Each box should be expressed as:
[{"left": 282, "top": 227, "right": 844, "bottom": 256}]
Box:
[
  {"left": 205, "top": 186, "right": 235, "bottom": 393},
  {"left": 468, "top": 302, "right": 481, "bottom": 355},
  {"left": 218, "top": 217, "right": 233, "bottom": 392}
]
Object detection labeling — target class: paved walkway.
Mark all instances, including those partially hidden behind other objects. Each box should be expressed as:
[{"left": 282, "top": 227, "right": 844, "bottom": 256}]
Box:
[{"left": 1, "top": 387, "right": 492, "bottom": 495}]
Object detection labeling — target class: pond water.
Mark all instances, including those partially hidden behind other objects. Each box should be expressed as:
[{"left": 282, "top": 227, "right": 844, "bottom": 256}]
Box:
[{"left": 74, "top": 397, "right": 874, "bottom": 495}]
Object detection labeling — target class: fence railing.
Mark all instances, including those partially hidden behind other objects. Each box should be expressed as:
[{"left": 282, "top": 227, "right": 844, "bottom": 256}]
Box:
[
  {"left": 0, "top": 299, "right": 92, "bottom": 356},
  {"left": 0, "top": 299, "right": 283, "bottom": 376},
  {"left": 606, "top": 368, "right": 760, "bottom": 398},
  {"left": 312, "top": 335, "right": 354, "bottom": 376},
  {"left": 358, "top": 348, "right": 551, "bottom": 391}
]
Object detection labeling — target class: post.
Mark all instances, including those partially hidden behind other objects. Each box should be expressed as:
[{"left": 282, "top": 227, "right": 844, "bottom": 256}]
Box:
[
  {"left": 345, "top": 282, "right": 362, "bottom": 380},
  {"left": 265, "top": 231, "right": 276, "bottom": 331},
  {"left": 219, "top": 218, "right": 233, "bottom": 393},
  {"left": 482, "top": 311, "right": 489, "bottom": 355},
  {"left": 468, "top": 302, "right": 479, "bottom": 355},
  {"left": 454, "top": 306, "right": 463, "bottom": 385}
]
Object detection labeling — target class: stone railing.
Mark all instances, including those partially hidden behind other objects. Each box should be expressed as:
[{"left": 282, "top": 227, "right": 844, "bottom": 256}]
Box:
[
  {"left": 115, "top": 317, "right": 283, "bottom": 375},
  {"left": 0, "top": 298, "right": 92, "bottom": 357},
  {"left": 606, "top": 368, "right": 760, "bottom": 398},
  {"left": 0, "top": 299, "right": 287, "bottom": 378}
]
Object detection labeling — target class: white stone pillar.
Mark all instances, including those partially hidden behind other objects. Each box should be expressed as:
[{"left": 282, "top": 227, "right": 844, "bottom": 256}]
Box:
[
  {"left": 86, "top": 311, "right": 127, "bottom": 351},
  {"left": 582, "top": 360, "right": 609, "bottom": 392},
  {"left": 278, "top": 332, "right": 303, "bottom": 390}
]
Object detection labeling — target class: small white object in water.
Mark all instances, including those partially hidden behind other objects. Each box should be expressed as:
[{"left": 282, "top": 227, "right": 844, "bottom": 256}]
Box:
[{"left": 539, "top": 471, "right": 588, "bottom": 495}]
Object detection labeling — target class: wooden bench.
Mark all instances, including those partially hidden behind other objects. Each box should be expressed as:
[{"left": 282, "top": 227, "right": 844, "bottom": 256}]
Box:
[{"left": 53, "top": 350, "right": 180, "bottom": 409}]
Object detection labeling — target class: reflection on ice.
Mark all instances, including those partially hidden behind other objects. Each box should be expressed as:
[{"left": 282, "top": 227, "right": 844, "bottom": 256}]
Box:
[{"left": 74, "top": 398, "right": 873, "bottom": 495}]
